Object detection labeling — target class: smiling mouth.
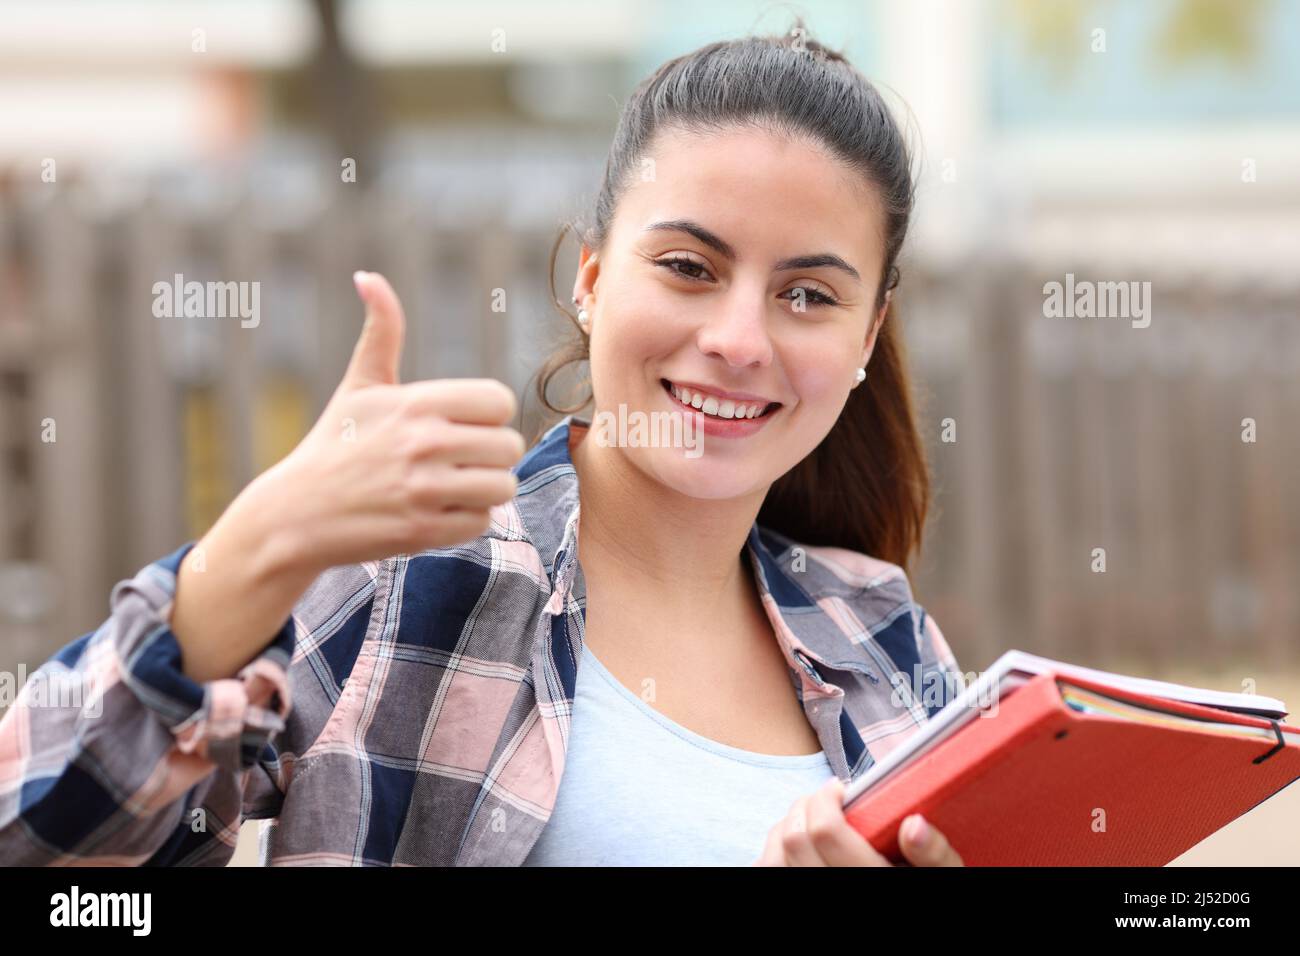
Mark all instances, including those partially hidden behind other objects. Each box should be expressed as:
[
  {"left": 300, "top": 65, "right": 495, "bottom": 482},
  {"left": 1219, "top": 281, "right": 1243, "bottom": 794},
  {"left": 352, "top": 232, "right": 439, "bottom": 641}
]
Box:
[{"left": 660, "top": 379, "right": 781, "bottom": 420}]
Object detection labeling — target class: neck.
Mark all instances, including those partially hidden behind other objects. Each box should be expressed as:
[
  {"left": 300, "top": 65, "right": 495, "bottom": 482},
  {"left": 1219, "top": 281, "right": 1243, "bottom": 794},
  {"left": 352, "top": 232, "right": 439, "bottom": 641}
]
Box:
[{"left": 570, "top": 421, "right": 769, "bottom": 629}]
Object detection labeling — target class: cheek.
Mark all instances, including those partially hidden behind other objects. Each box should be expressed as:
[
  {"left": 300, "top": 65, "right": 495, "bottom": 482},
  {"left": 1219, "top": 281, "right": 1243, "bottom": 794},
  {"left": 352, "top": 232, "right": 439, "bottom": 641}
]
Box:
[
  {"left": 786, "top": 339, "right": 852, "bottom": 402},
  {"left": 587, "top": 291, "right": 669, "bottom": 406},
  {"left": 592, "top": 282, "right": 688, "bottom": 369}
]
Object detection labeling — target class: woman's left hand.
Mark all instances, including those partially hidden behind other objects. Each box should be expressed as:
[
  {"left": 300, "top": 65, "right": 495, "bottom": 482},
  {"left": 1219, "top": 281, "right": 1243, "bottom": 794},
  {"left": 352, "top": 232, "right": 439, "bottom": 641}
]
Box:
[{"left": 753, "top": 776, "right": 965, "bottom": 866}]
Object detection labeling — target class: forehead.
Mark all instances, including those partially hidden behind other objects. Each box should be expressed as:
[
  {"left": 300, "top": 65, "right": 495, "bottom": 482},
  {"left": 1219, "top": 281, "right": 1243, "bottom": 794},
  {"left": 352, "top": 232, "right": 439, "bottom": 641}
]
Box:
[{"left": 613, "top": 124, "right": 884, "bottom": 265}]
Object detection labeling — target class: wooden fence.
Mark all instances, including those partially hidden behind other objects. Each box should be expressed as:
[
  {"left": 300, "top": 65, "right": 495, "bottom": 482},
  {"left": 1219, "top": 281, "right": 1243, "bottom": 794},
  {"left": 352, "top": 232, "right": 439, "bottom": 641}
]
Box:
[{"left": 1, "top": 185, "right": 1297, "bottom": 686}]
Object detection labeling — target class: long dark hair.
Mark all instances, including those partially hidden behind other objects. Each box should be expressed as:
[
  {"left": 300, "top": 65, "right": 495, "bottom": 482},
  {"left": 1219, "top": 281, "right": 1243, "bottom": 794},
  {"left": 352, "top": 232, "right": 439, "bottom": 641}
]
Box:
[{"left": 531, "top": 20, "right": 930, "bottom": 573}]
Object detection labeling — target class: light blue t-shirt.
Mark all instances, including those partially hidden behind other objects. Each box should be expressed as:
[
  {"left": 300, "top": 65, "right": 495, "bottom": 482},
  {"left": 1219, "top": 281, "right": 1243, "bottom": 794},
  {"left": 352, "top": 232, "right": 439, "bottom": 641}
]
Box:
[{"left": 522, "top": 642, "right": 836, "bottom": 866}]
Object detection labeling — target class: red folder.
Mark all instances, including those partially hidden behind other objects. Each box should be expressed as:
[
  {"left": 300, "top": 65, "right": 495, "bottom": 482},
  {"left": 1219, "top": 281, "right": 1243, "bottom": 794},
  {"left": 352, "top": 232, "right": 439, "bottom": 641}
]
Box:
[{"left": 843, "top": 670, "right": 1300, "bottom": 866}]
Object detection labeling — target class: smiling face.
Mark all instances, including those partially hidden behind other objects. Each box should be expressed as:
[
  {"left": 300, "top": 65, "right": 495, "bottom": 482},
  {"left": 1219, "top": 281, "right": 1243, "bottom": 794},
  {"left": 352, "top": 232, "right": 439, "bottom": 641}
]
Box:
[{"left": 572, "top": 123, "right": 890, "bottom": 500}]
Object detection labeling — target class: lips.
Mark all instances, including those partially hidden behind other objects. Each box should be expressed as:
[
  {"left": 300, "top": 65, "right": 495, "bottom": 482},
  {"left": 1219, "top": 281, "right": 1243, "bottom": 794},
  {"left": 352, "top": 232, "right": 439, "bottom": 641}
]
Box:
[{"left": 660, "top": 379, "right": 780, "bottom": 420}]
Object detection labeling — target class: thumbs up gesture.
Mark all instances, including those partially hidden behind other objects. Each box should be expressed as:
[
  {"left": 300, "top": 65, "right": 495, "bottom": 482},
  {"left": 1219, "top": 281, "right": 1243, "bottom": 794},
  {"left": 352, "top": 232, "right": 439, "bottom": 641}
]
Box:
[{"left": 270, "top": 271, "right": 526, "bottom": 572}]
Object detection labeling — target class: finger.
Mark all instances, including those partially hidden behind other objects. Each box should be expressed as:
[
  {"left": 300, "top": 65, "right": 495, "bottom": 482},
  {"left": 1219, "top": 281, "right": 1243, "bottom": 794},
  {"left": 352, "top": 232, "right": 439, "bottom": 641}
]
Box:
[
  {"left": 779, "top": 794, "right": 829, "bottom": 866},
  {"left": 417, "top": 507, "right": 493, "bottom": 547},
  {"left": 342, "top": 271, "right": 406, "bottom": 389},
  {"left": 418, "top": 421, "right": 527, "bottom": 468},
  {"left": 754, "top": 823, "right": 784, "bottom": 866},
  {"left": 413, "top": 466, "right": 519, "bottom": 510},
  {"left": 803, "top": 777, "right": 892, "bottom": 867},
  {"left": 898, "top": 814, "right": 964, "bottom": 867},
  {"left": 400, "top": 379, "right": 518, "bottom": 426}
]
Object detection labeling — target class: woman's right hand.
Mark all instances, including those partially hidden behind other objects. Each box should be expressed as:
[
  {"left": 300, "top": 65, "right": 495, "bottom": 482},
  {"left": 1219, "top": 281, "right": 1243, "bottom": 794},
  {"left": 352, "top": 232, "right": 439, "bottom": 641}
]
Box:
[
  {"left": 170, "top": 271, "right": 526, "bottom": 683},
  {"left": 266, "top": 270, "right": 526, "bottom": 571}
]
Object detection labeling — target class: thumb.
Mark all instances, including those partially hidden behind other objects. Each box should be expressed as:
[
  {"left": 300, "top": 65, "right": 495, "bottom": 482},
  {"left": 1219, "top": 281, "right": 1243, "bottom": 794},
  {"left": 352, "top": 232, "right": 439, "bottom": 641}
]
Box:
[{"left": 341, "top": 270, "right": 405, "bottom": 389}]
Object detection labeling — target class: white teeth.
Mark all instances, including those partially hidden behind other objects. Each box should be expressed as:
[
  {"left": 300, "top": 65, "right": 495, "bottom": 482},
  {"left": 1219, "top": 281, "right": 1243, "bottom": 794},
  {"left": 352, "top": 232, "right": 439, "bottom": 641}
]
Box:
[{"left": 667, "top": 381, "right": 772, "bottom": 420}]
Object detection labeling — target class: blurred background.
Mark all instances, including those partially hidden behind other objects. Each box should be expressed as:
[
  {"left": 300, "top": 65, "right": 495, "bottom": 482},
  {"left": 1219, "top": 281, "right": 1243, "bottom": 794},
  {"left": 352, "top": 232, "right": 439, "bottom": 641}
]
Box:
[{"left": 0, "top": 0, "right": 1297, "bottom": 864}]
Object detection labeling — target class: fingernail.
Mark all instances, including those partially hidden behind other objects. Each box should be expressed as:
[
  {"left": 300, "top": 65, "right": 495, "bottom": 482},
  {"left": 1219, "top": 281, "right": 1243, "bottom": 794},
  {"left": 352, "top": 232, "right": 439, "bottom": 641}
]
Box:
[
  {"left": 353, "top": 271, "right": 369, "bottom": 300},
  {"left": 905, "top": 814, "right": 930, "bottom": 846}
]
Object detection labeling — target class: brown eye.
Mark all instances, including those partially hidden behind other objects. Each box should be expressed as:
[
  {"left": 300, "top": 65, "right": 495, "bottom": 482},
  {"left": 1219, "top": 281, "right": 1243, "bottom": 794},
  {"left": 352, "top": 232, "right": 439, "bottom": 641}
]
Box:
[
  {"left": 783, "top": 285, "right": 839, "bottom": 307},
  {"left": 655, "top": 256, "right": 712, "bottom": 282}
]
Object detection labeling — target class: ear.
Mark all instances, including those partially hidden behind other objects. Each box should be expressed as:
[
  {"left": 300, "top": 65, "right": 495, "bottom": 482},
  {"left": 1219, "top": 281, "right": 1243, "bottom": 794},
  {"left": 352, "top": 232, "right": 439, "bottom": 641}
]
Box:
[
  {"left": 860, "top": 291, "right": 891, "bottom": 367},
  {"left": 572, "top": 243, "right": 600, "bottom": 310}
]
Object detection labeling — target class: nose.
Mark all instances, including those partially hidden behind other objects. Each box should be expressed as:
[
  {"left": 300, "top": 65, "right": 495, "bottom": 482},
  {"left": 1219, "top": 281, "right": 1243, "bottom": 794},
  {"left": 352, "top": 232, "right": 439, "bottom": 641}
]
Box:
[{"left": 695, "top": 282, "right": 774, "bottom": 368}]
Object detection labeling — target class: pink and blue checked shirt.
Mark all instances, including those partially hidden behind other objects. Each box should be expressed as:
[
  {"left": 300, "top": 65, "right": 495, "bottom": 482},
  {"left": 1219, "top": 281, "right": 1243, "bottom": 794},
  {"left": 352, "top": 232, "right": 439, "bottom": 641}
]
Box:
[{"left": 0, "top": 414, "right": 964, "bottom": 865}]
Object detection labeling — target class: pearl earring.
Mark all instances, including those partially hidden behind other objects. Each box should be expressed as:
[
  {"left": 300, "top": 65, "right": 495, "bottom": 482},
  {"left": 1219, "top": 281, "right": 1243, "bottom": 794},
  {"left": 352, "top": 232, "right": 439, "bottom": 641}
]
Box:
[
  {"left": 577, "top": 308, "right": 590, "bottom": 331},
  {"left": 852, "top": 367, "right": 866, "bottom": 388}
]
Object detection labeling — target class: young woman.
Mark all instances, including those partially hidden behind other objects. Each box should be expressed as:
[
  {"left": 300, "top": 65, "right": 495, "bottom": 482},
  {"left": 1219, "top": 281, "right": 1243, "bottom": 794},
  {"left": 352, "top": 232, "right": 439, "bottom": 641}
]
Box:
[{"left": 0, "top": 25, "right": 965, "bottom": 866}]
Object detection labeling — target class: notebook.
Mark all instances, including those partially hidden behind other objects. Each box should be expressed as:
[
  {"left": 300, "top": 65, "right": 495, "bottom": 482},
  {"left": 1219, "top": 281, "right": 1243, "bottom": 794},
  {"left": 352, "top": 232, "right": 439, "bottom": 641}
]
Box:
[{"left": 841, "top": 650, "right": 1300, "bottom": 866}]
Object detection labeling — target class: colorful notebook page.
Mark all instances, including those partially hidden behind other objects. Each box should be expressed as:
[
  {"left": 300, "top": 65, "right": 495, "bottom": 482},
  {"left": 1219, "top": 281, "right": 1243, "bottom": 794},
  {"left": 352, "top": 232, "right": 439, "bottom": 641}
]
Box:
[{"left": 1059, "top": 682, "right": 1300, "bottom": 746}]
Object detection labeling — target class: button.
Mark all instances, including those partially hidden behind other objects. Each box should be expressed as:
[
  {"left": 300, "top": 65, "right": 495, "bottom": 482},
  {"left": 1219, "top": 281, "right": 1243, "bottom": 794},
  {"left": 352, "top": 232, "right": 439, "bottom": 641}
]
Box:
[{"left": 793, "top": 650, "right": 824, "bottom": 685}]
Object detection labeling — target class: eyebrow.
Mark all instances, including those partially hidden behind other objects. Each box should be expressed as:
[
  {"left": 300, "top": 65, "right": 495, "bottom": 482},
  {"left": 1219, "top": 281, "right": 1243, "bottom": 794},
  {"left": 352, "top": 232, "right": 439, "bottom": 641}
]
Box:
[{"left": 643, "top": 219, "right": 862, "bottom": 282}]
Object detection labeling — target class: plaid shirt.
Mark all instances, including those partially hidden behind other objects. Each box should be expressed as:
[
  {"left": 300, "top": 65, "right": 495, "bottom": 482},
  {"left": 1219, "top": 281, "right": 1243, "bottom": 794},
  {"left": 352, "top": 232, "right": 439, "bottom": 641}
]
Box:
[{"left": 0, "top": 414, "right": 964, "bottom": 866}]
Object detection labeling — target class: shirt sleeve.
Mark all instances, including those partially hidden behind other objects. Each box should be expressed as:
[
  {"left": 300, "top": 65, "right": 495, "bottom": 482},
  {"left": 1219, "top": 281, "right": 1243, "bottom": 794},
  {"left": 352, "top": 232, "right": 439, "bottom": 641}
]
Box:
[
  {"left": 0, "top": 540, "right": 295, "bottom": 865},
  {"left": 913, "top": 604, "right": 965, "bottom": 718}
]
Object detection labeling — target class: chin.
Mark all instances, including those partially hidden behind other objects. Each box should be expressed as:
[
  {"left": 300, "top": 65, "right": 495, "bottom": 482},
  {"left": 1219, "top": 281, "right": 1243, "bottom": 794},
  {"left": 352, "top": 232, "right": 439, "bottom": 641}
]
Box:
[{"left": 633, "top": 445, "right": 771, "bottom": 501}]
